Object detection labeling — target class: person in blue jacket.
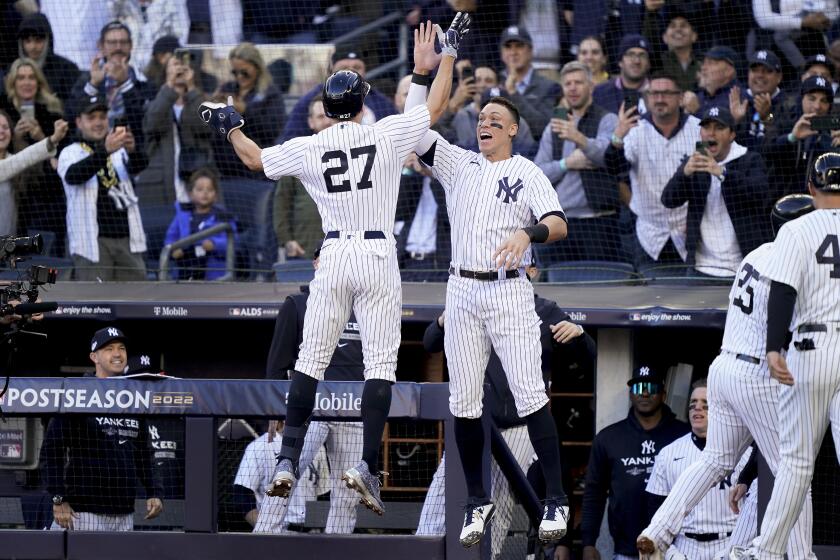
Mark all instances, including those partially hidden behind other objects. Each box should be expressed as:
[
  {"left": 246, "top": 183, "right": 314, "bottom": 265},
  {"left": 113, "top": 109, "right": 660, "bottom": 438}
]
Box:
[{"left": 164, "top": 168, "right": 237, "bottom": 280}]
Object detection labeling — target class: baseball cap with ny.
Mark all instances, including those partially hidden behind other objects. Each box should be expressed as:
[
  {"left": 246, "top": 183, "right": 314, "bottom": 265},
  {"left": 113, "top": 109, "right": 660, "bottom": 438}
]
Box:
[{"left": 91, "top": 327, "right": 127, "bottom": 351}]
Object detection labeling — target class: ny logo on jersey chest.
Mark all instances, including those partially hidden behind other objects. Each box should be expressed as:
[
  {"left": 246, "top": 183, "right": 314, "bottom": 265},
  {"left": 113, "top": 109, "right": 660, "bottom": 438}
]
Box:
[{"left": 496, "top": 177, "right": 524, "bottom": 203}]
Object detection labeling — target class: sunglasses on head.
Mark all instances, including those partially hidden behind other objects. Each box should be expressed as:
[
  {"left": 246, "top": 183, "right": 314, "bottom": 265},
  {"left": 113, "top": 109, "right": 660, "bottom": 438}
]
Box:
[
  {"left": 631, "top": 382, "right": 662, "bottom": 395},
  {"left": 231, "top": 69, "right": 252, "bottom": 78}
]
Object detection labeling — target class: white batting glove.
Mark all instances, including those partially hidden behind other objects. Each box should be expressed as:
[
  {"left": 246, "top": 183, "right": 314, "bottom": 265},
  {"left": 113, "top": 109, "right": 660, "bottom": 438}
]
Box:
[{"left": 436, "top": 11, "right": 471, "bottom": 59}]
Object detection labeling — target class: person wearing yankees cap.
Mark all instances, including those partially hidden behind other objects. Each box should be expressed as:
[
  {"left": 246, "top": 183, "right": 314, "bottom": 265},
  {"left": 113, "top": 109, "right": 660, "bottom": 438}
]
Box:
[
  {"left": 764, "top": 75, "right": 838, "bottom": 196},
  {"left": 730, "top": 50, "right": 791, "bottom": 150},
  {"left": 39, "top": 326, "right": 164, "bottom": 531},
  {"left": 662, "top": 105, "right": 772, "bottom": 279}
]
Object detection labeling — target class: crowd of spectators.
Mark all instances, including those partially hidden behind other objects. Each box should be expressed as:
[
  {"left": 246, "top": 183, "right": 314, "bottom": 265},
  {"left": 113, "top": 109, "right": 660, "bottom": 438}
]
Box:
[{"left": 1, "top": 0, "right": 840, "bottom": 281}]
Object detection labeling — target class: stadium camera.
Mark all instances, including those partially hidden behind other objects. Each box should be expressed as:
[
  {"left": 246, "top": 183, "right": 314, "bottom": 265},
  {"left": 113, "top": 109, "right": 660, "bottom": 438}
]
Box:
[{"left": 0, "top": 234, "right": 43, "bottom": 264}]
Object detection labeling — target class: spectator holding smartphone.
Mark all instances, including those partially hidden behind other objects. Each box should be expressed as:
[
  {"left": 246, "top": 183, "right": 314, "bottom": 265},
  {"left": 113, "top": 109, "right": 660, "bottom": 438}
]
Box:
[
  {"left": 662, "top": 106, "right": 772, "bottom": 278},
  {"left": 1, "top": 57, "right": 67, "bottom": 242},
  {"left": 58, "top": 94, "right": 148, "bottom": 281},
  {"left": 137, "top": 51, "right": 213, "bottom": 206},
  {"left": 763, "top": 76, "right": 840, "bottom": 196},
  {"left": 593, "top": 35, "right": 651, "bottom": 115}
]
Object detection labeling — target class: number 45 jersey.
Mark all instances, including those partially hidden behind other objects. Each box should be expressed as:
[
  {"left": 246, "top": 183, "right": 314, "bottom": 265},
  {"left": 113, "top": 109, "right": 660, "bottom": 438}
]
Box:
[
  {"left": 722, "top": 242, "right": 776, "bottom": 359},
  {"left": 260, "top": 105, "right": 431, "bottom": 233}
]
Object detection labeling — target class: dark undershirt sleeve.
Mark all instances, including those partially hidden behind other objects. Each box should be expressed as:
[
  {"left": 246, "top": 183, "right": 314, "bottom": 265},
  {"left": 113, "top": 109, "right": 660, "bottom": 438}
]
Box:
[{"left": 766, "top": 281, "right": 797, "bottom": 353}]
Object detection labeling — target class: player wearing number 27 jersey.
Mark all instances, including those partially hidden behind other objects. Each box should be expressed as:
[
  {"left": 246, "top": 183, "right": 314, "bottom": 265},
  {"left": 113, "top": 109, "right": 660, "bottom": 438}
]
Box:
[{"left": 198, "top": 17, "right": 470, "bottom": 516}]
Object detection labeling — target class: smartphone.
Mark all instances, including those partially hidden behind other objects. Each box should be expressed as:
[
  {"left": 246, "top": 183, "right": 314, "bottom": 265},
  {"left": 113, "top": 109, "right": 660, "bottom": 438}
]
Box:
[
  {"left": 460, "top": 65, "right": 474, "bottom": 81},
  {"left": 810, "top": 114, "right": 840, "bottom": 132},
  {"left": 19, "top": 104, "right": 35, "bottom": 120},
  {"left": 553, "top": 107, "right": 569, "bottom": 121},
  {"left": 695, "top": 141, "right": 709, "bottom": 155},
  {"left": 174, "top": 48, "right": 192, "bottom": 65},
  {"left": 112, "top": 116, "right": 129, "bottom": 131},
  {"left": 624, "top": 90, "right": 640, "bottom": 111}
]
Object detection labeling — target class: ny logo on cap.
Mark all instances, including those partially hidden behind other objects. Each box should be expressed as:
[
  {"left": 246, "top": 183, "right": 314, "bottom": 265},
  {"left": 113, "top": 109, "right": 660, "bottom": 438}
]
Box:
[
  {"left": 496, "top": 177, "right": 524, "bottom": 203},
  {"left": 108, "top": 328, "right": 120, "bottom": 337},
  {"left": 140, "top": 355, "right": 151, "bottom": 366},
  {"left": 709, "top": 107, "right": 719, "bottom": 117},
  {"left": 640, "top": 39, "right": 648, "bottom": 48},
  {"left": 757, "top": 50, "right": 767, "bottom": 60},
  {"left": 507, "top": 26, "right": 519, "bottom": 34},
  {"left": 817, "top": 54, "right": 827, "bottom": 62},
  {"left": 639, "top": 366, "right": 650, "bottom": 377},
  {"left": 817, "top": 77, "right": 828, "bottom": 87}
]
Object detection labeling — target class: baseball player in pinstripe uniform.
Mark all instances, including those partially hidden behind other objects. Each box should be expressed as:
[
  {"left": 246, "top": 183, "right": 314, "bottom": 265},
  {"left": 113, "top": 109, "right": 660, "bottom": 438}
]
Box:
[
  {"left": 637, "top": 194, "right": 818, "bottom": 560},
  {"left": 405, "top": 39, "right": 571, "bottom": 548},
  {"left": 416, "top": 283, "right": 595, "bottom": 557},
  {"left": 743, "top": 153, "right": 840, "bottom": 559},
  {"left": 645, "top": 379, "right": 752, "bottom": 560},
  {"left": 199, "top": 17, "right": 469, "bottom": 515}
]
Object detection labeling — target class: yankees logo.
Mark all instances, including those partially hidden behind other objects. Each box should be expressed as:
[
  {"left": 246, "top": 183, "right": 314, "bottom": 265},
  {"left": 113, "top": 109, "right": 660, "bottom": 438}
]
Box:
[
  {"left": 107, "top": 328, "right": 120, "bottom": 337},
  {"left": 641, "top": 440, "right": 656, "bottom": 455},
  {"left": 495, "top": 176, "right": 524, "bottom": 203},
  {"left": 140, "top": 355, "right": 151, "bottom": 366},
  {"left": 708, "top": 107, "right": 719, "bottom": 117},
  {"left": 756, "top": 50, "right": 767, "bottom": 60}
]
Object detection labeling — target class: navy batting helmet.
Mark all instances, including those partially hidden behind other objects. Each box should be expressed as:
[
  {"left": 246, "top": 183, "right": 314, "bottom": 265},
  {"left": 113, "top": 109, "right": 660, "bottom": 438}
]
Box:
[
  {"left": 809, "top": 152, "right": 840, "bottom": 192},
  {"left": 322, "top": 70, "right": 370, "bottom": 120},
  {"left": 771, "top": 194, "right": 815, "bottom": 236}
]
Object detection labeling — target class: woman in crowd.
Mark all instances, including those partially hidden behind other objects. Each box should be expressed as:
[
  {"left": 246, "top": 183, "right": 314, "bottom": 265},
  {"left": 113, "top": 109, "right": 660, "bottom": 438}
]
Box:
[
  {"left": 212, "top": 43, "right": 285, "bottom": 178},
  {"left": 0, "top": 110, "right": 68, "bottom": 237},
  {"left": 578, "top": 35, "right": 609, "bottom": 86},
  {"left": 0, "top": 58, "right": 67, "bottom": 246}
]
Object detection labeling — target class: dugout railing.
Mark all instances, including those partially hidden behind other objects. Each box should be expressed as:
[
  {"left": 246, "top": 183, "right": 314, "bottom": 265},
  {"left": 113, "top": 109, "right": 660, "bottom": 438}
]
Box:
[{"left": 0, "top": 377, "right": 536, "bottom": 560}]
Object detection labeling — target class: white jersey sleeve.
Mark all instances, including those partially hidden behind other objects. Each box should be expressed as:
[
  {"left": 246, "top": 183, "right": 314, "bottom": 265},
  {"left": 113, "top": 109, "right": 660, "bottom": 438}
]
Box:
[
  {"left": 233, "top": 438, "right": 263, "bottom": 493},
  {"left": 622, "top": 124, "right": 640, "bottom": 165},
  {"left": 261, "top": 136, "right": 310, "bottom": 180},
  {"left": 525, "top": 163, "right": 566, "bottom": 222},
  {"left": 374, "top": 104, "right": 431, "bottom": 162},
  {"left": 646, "top": 443, "right": 672, "bottom": 496},
  {"left": 763, "top": 223, "right": 807, "bottom": 290},
  {"left": 417, "top": 130, "right": 471, "bottom": 188}
]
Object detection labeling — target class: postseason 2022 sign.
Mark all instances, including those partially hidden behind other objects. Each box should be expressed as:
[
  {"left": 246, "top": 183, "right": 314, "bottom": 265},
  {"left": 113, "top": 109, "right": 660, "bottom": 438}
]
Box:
[{"left": 0, "top": 378, "right": 421, "bottom": 419}]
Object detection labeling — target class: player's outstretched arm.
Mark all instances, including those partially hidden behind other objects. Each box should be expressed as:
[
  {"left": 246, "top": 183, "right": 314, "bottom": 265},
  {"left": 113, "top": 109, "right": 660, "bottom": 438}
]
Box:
[
  {"left": 412, "top": 14, "right": 470, "bottom": 125},
  {"left": 199, "top": 96, "right": 263, "bottom": 171}
]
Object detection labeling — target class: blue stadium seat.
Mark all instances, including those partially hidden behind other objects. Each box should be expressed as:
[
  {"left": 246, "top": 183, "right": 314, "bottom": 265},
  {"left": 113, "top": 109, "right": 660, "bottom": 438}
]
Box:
[
  {"left": 542, "top": 260, "right": 639, "bottom": 283},
  {"left": 220, "top": 178, "right": 277, "bottom": 281},
  {"left": 273, "top": 260, "right": 315, "bottom": 283},
  {"left": 139, "top": 203, "right": 176, "bottom": 280}
]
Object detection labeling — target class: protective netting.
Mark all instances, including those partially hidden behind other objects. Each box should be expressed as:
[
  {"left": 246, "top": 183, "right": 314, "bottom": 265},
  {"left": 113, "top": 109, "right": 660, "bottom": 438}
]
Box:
[{"left": 1, "top": 1, "right": 837, "bottom": 281}]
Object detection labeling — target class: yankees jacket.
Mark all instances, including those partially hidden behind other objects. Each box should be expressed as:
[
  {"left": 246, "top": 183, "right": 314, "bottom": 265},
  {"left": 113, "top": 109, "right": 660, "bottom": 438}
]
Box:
[
  {"left": 581, "top": 406, "right": 688, "bottom": 555},
  {"left": 40, "top": 383, "right": 162, "bottom": 514}
]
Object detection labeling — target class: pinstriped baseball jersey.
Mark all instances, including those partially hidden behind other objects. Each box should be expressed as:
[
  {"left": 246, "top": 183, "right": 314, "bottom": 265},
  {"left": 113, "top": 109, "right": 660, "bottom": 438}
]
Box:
[
  {"left": 720, "top": 243, "right": 775, "bottom": 358},
  {"left": 646, "top": 433, "right": 750, "bottom": 535},
  {"left": 763, "top": 209, "right": 840, "bottom": 329},
  {"left": 418, "top": 131, "right": 565, "bottom": 270},
  {"left": 261, "top": 104, "right": 431, "bottom": 232}
]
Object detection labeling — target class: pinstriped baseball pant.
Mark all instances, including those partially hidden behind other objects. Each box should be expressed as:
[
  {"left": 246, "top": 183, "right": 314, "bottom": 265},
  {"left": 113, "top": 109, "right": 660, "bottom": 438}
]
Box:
[
  {"left": 756, "top": 328, "right": 840, "bottom": 559},
  {"left": 644, "top": 352, "right": 815, "bottom": 559},
  {"left": 445, "top": 275, "right": 549, "bottom": 419}
]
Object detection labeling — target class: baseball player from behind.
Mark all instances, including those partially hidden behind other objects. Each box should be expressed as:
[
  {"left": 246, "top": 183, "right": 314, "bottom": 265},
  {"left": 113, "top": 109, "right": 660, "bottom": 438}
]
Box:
[
  {"left": 636, "top": 193, "right": 818, "bottom": 560},
  {"left": 645, "top": 379, "right": 751, "bottom": 560},
  {"left": 199, "top": 17, "right": 469, "bottom": 516},
  {"left": 745, "top": 153, "right": 840, "bottom": 559},
  {"left": 405, "top": 34, "right": 570, "bottom": 548}
]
